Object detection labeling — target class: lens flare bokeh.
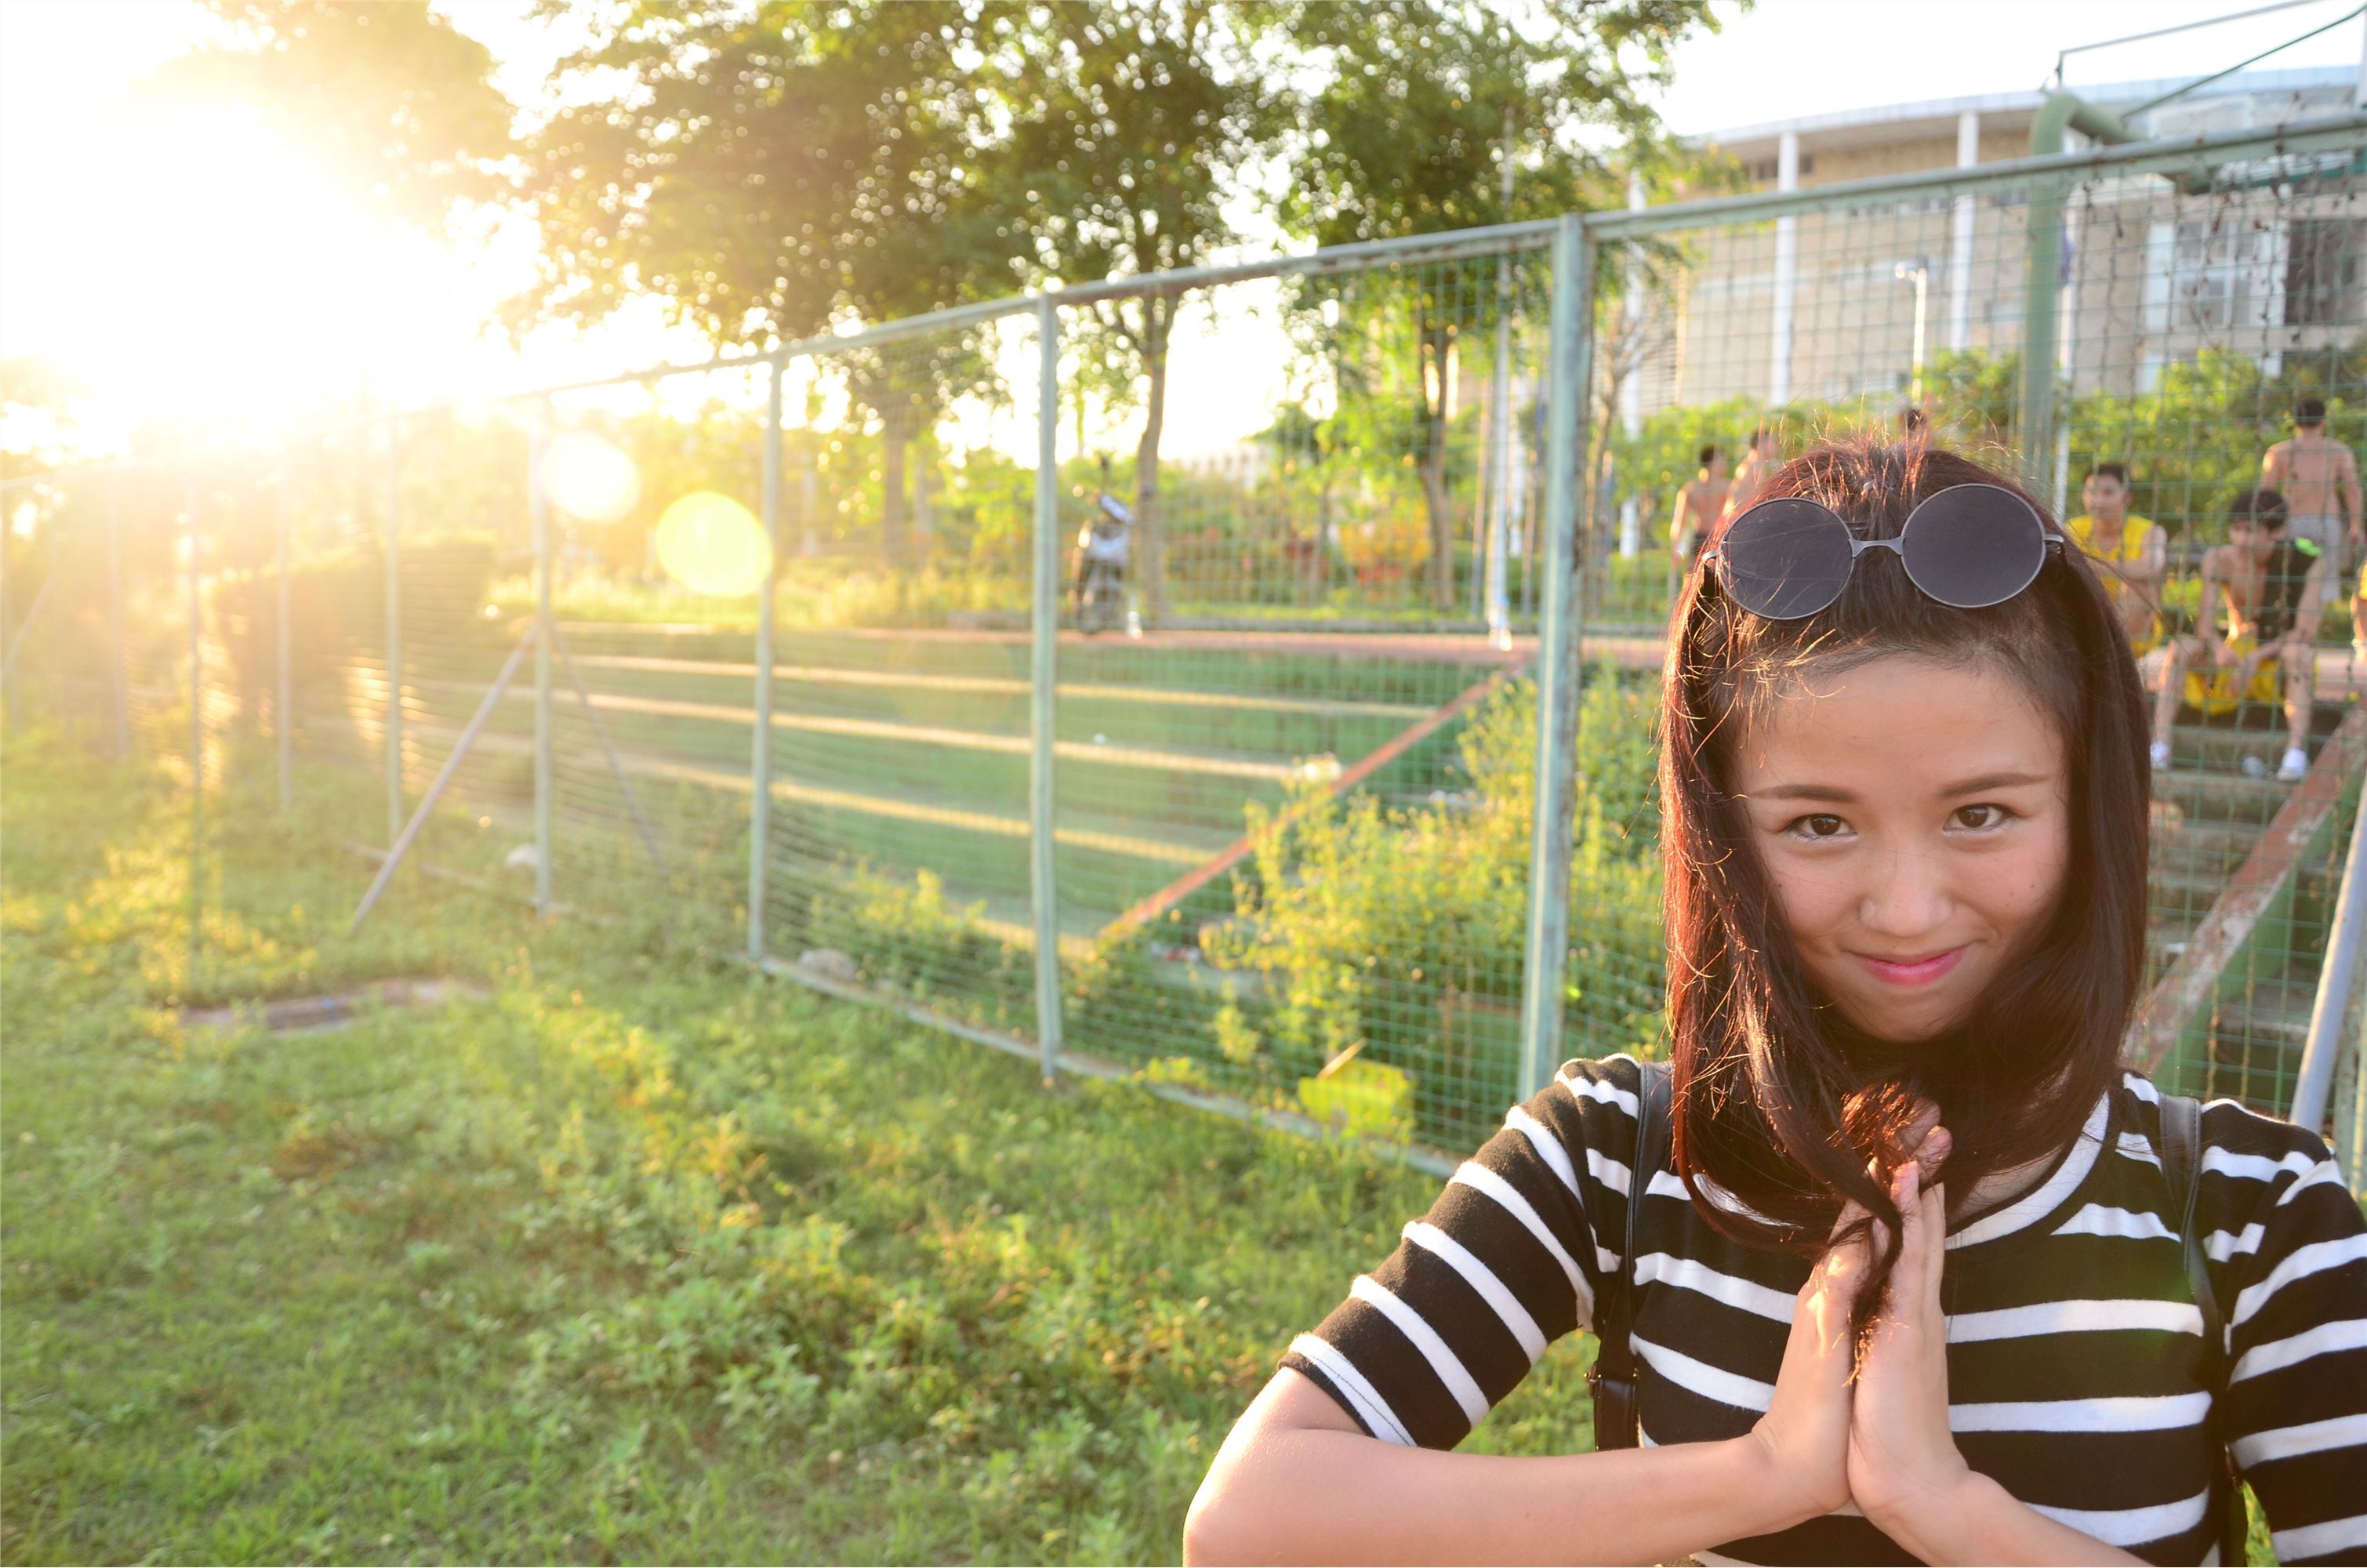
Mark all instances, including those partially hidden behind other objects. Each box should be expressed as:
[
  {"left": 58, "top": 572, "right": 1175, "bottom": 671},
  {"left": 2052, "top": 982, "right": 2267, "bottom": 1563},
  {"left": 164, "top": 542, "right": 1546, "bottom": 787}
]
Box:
[
  {"left": 653, "top": 491, "right": 771, "bottom": 597},
  {"left": 541, "top": 431, "right": 641, "bottom": 524}
]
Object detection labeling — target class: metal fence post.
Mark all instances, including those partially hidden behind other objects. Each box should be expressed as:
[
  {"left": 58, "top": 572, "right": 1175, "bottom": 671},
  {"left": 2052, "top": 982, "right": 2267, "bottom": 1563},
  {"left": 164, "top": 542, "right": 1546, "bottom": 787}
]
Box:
[
  {"left": 184, "top": 477, "right": 204, "bottom": 987},
  {"left": 106, "top": 470, "right": 128, "bottom": 760},
  {"left": 1517, "top": 212, "right": 1596, "bottom": 1101},
  {"left": 750, "top": 358, "right": 783, "bottom": 960},
  {"left": 2017, "top": 174, "right": 2067, "bottom": 493},
  {"left": 2292, "top": 781, "right": 2367, "bottom": 1132},
  {"left": 275, "top": 474, "right": 292, "bottom": 811},
  {"left": 531, "top": 402, "right": 554, "bottom": 917},
  {"left": 1030, "top": 296, "right": 1065, "bottom": 1081},
  {"left": 383, "top": 422, "right": 403, "bottom": 845}
]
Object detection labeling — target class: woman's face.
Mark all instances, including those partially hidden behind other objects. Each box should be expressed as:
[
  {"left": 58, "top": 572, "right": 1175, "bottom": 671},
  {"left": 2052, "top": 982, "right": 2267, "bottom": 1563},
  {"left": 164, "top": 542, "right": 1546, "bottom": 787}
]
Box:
[{"left": 1728, "top": 653, "right": 2072, "bottom": 1044}]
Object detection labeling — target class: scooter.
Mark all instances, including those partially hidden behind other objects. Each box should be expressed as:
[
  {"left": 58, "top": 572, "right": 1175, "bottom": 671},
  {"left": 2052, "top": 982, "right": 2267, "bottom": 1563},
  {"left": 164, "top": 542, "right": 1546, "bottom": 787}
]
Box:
[{"left": 1073, "top": 490, "right": 1133, "bottom": 636}]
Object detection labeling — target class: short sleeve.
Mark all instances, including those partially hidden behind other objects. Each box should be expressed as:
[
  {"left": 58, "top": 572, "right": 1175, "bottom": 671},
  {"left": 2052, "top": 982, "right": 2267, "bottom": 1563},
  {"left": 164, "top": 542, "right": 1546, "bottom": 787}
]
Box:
[
  {"left": 1278, "top": 1054, "right": 1647, "bottom": 1450},
  {"left": 2204, "top": 1106, "right": 2367, "bottom": 1566}
]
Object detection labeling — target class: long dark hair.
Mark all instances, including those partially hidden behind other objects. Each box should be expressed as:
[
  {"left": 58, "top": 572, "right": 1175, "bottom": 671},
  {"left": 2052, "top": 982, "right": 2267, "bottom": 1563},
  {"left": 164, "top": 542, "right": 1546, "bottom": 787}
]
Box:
[{"left": 1658, "top": 436, "right": 2151, "bottom": 1327}]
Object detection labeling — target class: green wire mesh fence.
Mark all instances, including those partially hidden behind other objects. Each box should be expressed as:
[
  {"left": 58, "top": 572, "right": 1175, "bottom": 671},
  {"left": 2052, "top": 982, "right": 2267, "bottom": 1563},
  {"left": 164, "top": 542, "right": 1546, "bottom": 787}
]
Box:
[{"left": 5, "top": 111, "right": 2365, "bottom": 1185}]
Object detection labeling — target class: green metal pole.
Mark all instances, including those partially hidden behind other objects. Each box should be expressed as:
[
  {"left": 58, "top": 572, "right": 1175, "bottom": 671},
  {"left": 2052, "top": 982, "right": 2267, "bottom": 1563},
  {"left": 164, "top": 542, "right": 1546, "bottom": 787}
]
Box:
[
  {"left": 275, "top": 475, "right": 292, "bottom": 811},
  {"left": 384, "top": 423, "right": 403, "bottom": 846},
  {"left": 2017, "top": 176, "right": 2065, "bottom": 491},
  {"left": 750, "top": 358, "right": 782, "bottom": 961},
  {"left": 185, "top": 477, "right": 203, "bottom": 990},
  {"left": 531, "top": 403, "right": 554, "bottom": 917},
  {"left": 1519, "top": 213, "right": 1597, "bottom": 1100},
  {"left": 2018, "top": 94, "right": 2136, "bottom": 493},
  {"left": 105, "top": 470, "right": 128, "bottom": 760},
  {"left": 1030, "top": 296, "right": 1065, "bottom": 1082}
]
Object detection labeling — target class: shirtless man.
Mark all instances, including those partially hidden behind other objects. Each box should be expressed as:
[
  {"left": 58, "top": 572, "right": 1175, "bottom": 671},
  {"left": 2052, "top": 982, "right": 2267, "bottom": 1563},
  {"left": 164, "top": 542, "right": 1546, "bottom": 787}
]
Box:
[
  {"left": 2261, "top": 396, "right": 2361, "bottom": 567},
  {"left": 2149, "top": 487, "right": 2327, "bottom": 782},
  {"left": 1721, "top": 426, "right": 1779, "bottom": 524},
  {"left": 1669, "top": 445, "right": 1727, "bottom": 564}
]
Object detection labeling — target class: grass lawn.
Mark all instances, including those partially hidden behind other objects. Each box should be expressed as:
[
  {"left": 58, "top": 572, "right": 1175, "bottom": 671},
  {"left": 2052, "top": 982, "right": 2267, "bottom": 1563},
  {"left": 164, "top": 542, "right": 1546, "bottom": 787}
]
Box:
[{"left": 0, "top": 739, "right": 1599, "bottom": 1565}]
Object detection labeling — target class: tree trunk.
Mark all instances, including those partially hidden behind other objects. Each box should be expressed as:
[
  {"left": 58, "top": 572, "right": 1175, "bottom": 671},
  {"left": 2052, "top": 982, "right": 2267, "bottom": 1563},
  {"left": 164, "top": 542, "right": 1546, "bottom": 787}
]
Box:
[
  {"left": 881, "top": 408, "right": 909, "bottom": 568},
  {"left": 1418, "top": 314, "right": 1457, "bottom": 612},
  {"left": 913, "top": 438, "right": 934, "bottom": 558},
  {"left": 1583, "top": 369, "right": 1622, "bottom": 617},
  {"left": 1135, "top": 298, "right": 1172, "bottom": 619}
]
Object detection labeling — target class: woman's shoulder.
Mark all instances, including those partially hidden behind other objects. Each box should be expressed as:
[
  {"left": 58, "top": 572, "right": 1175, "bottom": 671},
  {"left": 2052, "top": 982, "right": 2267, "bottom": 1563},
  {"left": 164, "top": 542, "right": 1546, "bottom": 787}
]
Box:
[
  {"left": 1538, "top": 1053, "right": 1664, "bottom": 1128},
  {"left": 1498, "top": 1054, "right": 1657, "bottom": 1171},
  {"left": 2115, "top": 1071, "right": 2353, "bottom": 1237},
  {"left": 2116, "top": 1070, "right": 2333, "bottom": 1162}
]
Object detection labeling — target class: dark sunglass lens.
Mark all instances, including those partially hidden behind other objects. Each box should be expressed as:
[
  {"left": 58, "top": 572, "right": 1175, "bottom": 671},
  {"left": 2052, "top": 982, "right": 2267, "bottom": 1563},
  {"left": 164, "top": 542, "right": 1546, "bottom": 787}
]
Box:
[
  {"left": 1900, "top": 484, "right": 2046, "bottom": 608},
  {"left": 1720, "top": 499, "right": 1856, "bottom": 619}
]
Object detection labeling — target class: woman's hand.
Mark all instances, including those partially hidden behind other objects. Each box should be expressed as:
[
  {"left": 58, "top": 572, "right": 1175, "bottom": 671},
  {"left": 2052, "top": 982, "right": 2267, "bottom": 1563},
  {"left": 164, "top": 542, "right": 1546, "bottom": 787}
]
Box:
[
  {"left": 1846, "top": 1150, "right": 1973, "bottom": 1540},
  {"left": 1745, "top": 1201, "right": 1868, "bottom": 1523}
]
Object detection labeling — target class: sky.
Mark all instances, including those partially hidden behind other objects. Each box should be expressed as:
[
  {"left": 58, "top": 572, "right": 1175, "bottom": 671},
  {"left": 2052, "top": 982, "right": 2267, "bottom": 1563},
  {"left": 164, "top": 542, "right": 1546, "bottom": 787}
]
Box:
[{"left": 2, "top": 0, "right": 2363, "bottom": 460}]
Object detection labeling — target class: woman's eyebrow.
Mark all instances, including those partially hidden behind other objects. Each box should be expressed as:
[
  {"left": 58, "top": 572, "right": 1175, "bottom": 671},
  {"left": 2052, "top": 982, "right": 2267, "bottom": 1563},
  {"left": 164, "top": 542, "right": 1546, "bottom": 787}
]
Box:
[
  {"left": 1755, "top": 782, "right": 1858, "bottom": 802},
  {"left": 1940, "top": 770, "right": 2053, "bottom": 794}
]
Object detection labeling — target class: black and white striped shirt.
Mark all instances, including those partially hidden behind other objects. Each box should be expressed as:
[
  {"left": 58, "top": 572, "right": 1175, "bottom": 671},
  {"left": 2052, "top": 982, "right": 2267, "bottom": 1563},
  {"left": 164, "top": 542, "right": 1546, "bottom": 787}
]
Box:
[{"left": 1282, "top": 1056, "right": 2367, "bottom": 1565}]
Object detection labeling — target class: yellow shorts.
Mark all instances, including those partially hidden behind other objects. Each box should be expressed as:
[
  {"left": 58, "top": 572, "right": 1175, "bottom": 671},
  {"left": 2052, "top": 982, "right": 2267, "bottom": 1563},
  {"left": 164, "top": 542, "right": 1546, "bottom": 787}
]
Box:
[{"left": 2185, "top": 636, "right": 2283, "bottom": 715}]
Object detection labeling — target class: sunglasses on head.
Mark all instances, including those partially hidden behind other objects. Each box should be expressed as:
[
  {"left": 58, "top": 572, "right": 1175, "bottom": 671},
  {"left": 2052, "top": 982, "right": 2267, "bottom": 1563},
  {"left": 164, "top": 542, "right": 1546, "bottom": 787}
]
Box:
[{"left": 1701, "top": 483, "right": 2064, "bottom": 621}]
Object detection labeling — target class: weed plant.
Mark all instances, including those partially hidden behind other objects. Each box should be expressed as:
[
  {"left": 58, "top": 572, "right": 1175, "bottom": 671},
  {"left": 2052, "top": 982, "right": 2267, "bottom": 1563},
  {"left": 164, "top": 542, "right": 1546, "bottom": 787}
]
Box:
[{"left": 0, "top": 738, "right": 1599, "bottom": 1564}]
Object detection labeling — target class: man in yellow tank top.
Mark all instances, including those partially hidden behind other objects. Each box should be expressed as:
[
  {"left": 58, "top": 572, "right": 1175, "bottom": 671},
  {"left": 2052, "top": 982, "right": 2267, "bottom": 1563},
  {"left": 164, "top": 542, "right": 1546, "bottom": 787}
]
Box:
[{"left": 2065, "top": 463, "right": 2166, "bottom": 651}]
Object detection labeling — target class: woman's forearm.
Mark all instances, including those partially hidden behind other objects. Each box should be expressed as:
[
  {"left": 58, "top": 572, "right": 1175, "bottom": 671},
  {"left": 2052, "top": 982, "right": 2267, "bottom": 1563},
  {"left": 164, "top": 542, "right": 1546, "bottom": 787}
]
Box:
[
  {"left": 1184, "top": 1424, "right": 1826, "bottom": 1566},
  {"left": 1875, "top": 1470, "right": 2144, "bottom": 1567}
]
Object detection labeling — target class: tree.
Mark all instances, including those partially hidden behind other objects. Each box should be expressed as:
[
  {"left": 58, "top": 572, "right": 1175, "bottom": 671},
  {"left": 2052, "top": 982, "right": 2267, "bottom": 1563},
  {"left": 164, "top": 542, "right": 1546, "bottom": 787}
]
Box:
[
  {"left": 1276, "top": 0, "right": 1716, "bottom": 609},
  {"left": 147, "top": 2, "right": 510, "bottom": 234},
  {"left": 518, "top": 2, "right": 1022, "bottom": 559},
  {"left": 990, "top": 1, "right": 1287, "bottom": 616}
]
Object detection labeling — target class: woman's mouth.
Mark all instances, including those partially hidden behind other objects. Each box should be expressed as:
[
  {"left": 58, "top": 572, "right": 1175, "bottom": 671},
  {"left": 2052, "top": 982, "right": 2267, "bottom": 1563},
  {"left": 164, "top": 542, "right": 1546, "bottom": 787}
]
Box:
[{"left": 1853, "top": 946, "right": 1967, "bottom": 987}]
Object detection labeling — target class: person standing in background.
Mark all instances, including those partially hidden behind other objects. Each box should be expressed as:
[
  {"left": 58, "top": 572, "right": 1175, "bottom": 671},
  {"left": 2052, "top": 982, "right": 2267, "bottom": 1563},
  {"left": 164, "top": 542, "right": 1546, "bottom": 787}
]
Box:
[
  {"left": 2064, "top": 462, "right": 2166, "bottom": 650},
  {"left": 2261, "top": 396, "right": 2361, "bottom": 568},
  {"left": 1723, "top": 426, "right": 1779, "bottom": 524},
  {"left": 1670, "top": 445, "right": 1728, "bottom": 564}
]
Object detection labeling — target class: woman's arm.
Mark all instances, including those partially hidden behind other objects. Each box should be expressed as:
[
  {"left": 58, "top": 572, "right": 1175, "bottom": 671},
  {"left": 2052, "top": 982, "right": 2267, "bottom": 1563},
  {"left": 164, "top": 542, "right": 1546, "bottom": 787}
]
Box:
[
  {"left": 1186, "top": 1229, "right": 1869, "bottom": 1566},
  {"left": 1847, "top": 1156, "right": 2141, "bottom": 1566},
  {"left": 1184, "top": 1372, "right": 1831, "bottom": 1566}
]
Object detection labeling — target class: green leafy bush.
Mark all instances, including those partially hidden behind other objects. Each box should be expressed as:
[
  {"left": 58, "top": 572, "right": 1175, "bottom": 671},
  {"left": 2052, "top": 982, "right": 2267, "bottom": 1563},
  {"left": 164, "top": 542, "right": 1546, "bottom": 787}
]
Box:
[{"left": 1207, "top": 667, "right": 1665, "bottom": 1150}]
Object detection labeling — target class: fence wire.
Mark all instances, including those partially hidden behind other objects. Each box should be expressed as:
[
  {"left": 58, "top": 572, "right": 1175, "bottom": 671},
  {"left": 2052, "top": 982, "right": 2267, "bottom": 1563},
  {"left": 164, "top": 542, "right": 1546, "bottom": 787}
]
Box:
[{"left": 5, "top": 113, "right": 2365, "bottom": 1183}]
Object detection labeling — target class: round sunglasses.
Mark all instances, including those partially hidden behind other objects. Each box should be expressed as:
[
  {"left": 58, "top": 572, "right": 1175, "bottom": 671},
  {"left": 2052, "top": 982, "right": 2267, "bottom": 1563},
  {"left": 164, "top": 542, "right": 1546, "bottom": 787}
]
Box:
[{"left": 1700, "top": 483, "right": 2064, "bottom": 621}]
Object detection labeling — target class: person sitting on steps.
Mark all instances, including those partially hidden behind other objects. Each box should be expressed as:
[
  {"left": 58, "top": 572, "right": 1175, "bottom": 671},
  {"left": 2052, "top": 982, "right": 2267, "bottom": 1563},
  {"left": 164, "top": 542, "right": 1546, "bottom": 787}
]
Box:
[
  {"left": 2064, "top": 462, "right": 2165, "bottom": 652},
  {"left": 2147, "top": 487, "right": 2326, "bottom": 782}
]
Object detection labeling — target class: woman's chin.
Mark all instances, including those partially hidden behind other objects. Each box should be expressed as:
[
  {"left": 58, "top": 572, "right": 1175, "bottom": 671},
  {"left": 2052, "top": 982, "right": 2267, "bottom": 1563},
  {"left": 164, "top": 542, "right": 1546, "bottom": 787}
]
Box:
[{"left": 1837, "top": 995, "right": 1967, "bottom": 1047}]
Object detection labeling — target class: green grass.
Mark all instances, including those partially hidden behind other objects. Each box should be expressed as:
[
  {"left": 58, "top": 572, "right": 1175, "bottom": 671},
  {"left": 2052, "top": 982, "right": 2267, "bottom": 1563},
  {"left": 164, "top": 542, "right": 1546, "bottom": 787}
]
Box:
[{"left": 0, "top": 738, "right": 1599, "bottom": 1565}]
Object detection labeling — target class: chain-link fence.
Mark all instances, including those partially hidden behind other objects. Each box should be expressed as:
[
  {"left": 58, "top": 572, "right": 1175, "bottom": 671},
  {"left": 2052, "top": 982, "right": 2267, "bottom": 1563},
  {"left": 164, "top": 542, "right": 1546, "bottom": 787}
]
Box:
[{"left": 7, "top": 110, "right": 2365, "bottom": 1185}]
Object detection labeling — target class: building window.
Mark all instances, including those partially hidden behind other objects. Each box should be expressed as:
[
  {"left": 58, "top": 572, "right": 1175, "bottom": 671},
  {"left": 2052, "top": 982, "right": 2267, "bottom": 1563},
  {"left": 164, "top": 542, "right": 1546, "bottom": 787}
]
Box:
[
  {"left": 1746, "top": 152, "right": 1815, "bottom": 184},
  {"left": 2285, "top": 219, "right": 2365, "bottom": 327},
  {"left": 2166, "top": 215, "right": 2282, "bottom": 332}
]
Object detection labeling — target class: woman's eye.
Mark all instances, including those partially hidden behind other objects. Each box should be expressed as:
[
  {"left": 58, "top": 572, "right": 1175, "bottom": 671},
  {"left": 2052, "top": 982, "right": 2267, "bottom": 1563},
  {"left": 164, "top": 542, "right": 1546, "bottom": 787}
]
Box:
[
  {"left": 1788, "top": 813, "right": 1849, "bottom": 840},
  {"left": 1952, "top": 804, "right": 2011, "bottom": 831}
]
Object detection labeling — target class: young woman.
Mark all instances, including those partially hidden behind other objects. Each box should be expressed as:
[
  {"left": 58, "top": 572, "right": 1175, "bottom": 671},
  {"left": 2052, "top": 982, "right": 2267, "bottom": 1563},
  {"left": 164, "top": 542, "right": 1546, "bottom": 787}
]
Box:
[{"left": 1184, "top": 439, "right": 2367, "bottom": 1566}]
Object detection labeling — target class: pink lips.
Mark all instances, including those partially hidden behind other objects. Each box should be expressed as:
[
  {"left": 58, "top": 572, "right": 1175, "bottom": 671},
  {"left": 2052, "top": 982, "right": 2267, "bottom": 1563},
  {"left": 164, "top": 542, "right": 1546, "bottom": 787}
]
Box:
[{"left": 1854, "top": 946, "right": 1967, "bottom": 988}]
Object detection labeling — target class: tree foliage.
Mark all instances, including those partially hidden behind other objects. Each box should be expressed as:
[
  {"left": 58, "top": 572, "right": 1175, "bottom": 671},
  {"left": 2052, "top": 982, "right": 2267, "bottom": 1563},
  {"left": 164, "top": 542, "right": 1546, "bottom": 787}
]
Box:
[
  {"left": 1275, "top": 0, "right": 1718, "bottom": 607},
  {"left": 148, "top": 1, "right": 510, "bottom": 234},
  {"left": 990, "top": 0, "right": 1289, "bottom": 612},
  {"left": 519, "top": 1, "right": 1028, "bottom": 557}
]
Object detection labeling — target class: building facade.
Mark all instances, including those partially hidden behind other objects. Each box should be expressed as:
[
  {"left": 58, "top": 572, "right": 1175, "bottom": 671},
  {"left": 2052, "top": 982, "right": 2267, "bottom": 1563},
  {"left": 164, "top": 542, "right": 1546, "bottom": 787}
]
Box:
[{"left": 1632, "top": 67, "right": 2367, "bottom": 419}]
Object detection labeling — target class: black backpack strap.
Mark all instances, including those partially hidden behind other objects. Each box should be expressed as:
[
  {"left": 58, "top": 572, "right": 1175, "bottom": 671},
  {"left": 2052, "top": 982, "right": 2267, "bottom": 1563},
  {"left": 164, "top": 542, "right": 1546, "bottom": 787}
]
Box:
[
  {"left": 2162, "top": 1091, "right": 2247, "bottom": 1566},
  {"left": 1589, "top": 1059, "right": 1671, "bottom": 1451}
]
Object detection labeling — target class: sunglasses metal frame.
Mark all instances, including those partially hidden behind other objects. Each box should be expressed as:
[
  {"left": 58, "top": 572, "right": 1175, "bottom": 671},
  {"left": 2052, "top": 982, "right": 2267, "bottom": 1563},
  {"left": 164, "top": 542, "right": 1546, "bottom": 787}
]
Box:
[{"left": 1698, "top": 483, "right": 2065, "bottom": 620}]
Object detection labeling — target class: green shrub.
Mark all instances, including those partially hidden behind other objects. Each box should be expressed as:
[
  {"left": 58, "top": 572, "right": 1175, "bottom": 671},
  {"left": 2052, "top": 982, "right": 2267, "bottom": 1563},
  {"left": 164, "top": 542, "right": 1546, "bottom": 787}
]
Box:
[{"left": 1207, "top": 666, "right": 1665, "bottom": 1149}]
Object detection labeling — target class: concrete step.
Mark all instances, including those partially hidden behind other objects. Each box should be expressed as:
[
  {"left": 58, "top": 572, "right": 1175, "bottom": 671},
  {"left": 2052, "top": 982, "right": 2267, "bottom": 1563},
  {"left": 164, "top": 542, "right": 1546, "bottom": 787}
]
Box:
[
  {"left": 2158, "top": 722, "right": 2325, "bottom": 775},
  {"left": 2151, "top": 768, "right": 2298, "bottom": 829},
  {"left": 2206, "top": 978, "right": 2322, "bottom": 1054}
]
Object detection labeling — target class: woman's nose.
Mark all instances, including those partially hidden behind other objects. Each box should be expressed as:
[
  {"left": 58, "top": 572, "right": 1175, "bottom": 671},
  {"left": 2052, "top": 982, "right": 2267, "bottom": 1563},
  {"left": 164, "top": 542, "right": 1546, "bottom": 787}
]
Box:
[{"left": 1858, "top": 847, "right": 1952, "bottom": 938}]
